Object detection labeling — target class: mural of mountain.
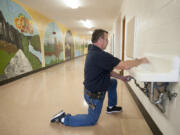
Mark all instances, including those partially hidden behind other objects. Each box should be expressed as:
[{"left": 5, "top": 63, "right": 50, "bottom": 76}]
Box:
[
  {"left": 4, "top": 49, "right": 32, "bottom": 79},
  {"left": 0, "top": 10, "right": 23, "bottom": 50}
]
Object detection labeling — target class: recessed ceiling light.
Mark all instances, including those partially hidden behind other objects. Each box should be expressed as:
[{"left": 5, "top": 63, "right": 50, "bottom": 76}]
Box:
[
  {"left": 80, "top": 20, "right": 93, "bottom": 29},
  {"left": 88, "top": 31, "right": 93, "bottom": 34},
  {"left": 62, "top": 0, "right": 80, "bottom": 9}
]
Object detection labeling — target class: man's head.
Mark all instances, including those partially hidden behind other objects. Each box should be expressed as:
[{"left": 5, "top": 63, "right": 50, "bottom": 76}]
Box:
[{"left": 91, "top": 29, "right": 108, "bottom": 50}]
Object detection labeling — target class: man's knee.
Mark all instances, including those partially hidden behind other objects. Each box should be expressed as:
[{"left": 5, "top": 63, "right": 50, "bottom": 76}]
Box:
[
  {"left": 89, "top": 118, "right": 98, "bottom": 126},
  {"left": 88, "top": 115, "right": 99, "bottom": 126}
]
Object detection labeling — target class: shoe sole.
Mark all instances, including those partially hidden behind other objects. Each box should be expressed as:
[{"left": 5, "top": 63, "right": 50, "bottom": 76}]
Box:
[
  {"left": 106, "top": 110, "right": 122, "bottom": 114},
  {"left": 50, "top": 111, "right": 64, "bottom": 123}
]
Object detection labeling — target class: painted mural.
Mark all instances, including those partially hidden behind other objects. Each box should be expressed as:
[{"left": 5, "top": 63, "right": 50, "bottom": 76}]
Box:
[
  {"left": 84, "top": 41, "right": 88, "bottom": 54},
  {"left": 74, "top": 36, "right": 81, "bottom": 57},
  {"left": 0, "top": 0, "right": 41, "bottom": 81},
  {"left": 44, "top": 22, "right": 64, "bottom": 66},
  {"left": 65, "top": 30, "right": 74, "bottom": 60},
  {"left": 74, "top": 37, "right": 88, "bottom": 57},
  {"left": 80, "top": 39, "right": 85, "bottom": 55}
]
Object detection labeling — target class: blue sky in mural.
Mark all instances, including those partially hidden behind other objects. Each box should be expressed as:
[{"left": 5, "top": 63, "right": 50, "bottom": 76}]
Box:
[{"left": 0, "top": 0, "right": 39, "bottom": 36}]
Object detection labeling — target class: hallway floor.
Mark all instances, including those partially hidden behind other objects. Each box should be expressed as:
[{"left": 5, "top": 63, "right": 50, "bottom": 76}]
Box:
[{"left": 0, "top": 56, "right": 153, "bottom": 135}]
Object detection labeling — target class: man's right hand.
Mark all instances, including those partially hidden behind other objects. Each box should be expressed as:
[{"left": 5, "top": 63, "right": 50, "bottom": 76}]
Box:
[
  {"left": 114, "top": 57, "right": 150, "bottom": 70},
  {"left": 138, "top": 57, "right": 149, "bottom": 64}
]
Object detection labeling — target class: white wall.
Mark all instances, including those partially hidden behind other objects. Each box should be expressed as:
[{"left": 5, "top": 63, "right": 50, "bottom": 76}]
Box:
[
  {"left": 112, "top": 15, "right": 122, "bottom": 59},
  {"left": 112, "top": 0, "right": 180, "bottom": 135},
  {"left": 105, "top": 32, "right": 113, "bottom": 53},
  {"left": 121, "top": 0, "right": 180, "bottom": 57}
]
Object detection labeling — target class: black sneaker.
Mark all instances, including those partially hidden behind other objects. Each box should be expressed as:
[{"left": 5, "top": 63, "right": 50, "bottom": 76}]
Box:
[
  {"left": 106, "top": 106, "right": 122, "bottom": 114},
  {"left": 50, "top": 110, "right": 66, "bottom": 124}
]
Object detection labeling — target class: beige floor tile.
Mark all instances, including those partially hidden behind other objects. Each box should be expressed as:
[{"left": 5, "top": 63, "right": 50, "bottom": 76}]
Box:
[
  {"left": 120, "top": 119, "right": 153, "bottom": 135},
  {"left": 0, "top": 56, "right": 152, "bottom": 135}
]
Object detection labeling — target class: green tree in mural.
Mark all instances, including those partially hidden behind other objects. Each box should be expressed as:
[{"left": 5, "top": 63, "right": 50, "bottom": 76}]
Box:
[
  {"left": 0, "top": 40, "right": 17, "bottom": 74},
  {"left": 30, "top": 35, "right": 41, "bottom": 51}
]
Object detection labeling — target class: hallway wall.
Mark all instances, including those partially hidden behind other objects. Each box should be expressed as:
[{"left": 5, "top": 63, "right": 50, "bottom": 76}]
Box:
[
  {"left": 0, "top": 0, "right": 89, "bottom": 83},
  {"left": 112, "top": 0, "right": 180, "bottom": 135},
  {"left": 112, "top": 15, "right": 122, "bottom": 59}
]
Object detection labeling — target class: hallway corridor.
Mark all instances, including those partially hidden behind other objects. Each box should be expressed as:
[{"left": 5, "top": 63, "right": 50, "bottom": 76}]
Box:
[{"left": 0, "top": 56, "right": 152, "bottom": 135}]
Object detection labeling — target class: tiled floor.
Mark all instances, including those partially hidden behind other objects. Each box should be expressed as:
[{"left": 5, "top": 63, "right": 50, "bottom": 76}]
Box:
[{"left": 0, "top": 56, "right": 153, "bottom": 135}]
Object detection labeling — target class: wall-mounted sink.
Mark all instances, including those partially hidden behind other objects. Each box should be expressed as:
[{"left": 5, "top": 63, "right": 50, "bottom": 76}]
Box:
[{"left": 128, "top": 54, "right": 180, "bottom": 82}]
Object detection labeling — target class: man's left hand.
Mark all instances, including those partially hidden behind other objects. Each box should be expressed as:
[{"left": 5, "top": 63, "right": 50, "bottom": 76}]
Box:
[{"left": 120, "top": 75, "right": 132, "bottom": 82}]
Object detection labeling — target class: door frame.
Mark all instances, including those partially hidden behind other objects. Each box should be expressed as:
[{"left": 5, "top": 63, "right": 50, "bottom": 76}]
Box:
[{"left": 120, "top": 16, "right": 126, "bottom": 76}]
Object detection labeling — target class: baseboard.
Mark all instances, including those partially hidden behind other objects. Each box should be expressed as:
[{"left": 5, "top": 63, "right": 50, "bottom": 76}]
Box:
[{"left": 125, "top": 83, "right": 163, "bottom": 135}]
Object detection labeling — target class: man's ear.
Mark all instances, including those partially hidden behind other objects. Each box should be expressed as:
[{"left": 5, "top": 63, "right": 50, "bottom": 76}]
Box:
[{"left": 99, "top": 38, "right": 103, "bottom": 44}]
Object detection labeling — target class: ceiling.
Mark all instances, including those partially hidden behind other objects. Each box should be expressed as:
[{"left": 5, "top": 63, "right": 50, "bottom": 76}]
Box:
[{"left": 18, "top": 0, "right": 123, "bottom": 36}]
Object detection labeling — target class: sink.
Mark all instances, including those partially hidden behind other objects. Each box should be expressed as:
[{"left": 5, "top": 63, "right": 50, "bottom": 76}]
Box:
[{"left": 128, "top": 54, "right": 180, "bottom": 82}]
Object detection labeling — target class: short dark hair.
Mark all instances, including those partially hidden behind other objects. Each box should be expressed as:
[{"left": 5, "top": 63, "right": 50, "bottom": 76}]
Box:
[{"left": 91, "top": 29, "right": 108, "bottom": 43}]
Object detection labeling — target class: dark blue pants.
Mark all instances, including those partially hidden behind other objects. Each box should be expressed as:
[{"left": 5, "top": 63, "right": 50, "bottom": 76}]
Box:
[{"left": 64, "top": 79, "right": 117, "bottom": 126}]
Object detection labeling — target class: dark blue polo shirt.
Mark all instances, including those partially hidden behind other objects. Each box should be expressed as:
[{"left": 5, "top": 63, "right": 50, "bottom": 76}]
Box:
[{"left": 83, "top": 44, "right": 120, "bottom": 92}]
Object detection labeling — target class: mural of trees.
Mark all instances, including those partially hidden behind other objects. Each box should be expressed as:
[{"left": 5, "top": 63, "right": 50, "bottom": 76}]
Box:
[
  {"left": 44, "top": 22, "right": 64, "bottom": 66},
  {"left": 65, "top": 30, "right": 74, "bottom": 60}
]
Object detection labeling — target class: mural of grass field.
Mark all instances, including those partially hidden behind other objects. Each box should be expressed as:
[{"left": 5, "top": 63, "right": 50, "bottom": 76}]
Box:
[{"left": 21, "top": 35, "right": 41, "bottom": 70}]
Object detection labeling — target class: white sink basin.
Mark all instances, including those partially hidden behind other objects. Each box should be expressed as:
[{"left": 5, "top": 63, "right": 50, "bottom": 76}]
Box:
[{"left": 128, "top": 54, "right": 180, "bottom": 82}]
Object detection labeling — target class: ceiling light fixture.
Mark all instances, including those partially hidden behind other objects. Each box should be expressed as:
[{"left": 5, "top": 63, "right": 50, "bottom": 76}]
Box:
[
  {"left": 62, "top": 0, "right": 80, "bottom": 9},
  {"left": 88, "top": 31, "right": 93, "bottom": 34},
  {"left": 80, "top": 20, "right": 93, "bottom": 29}
]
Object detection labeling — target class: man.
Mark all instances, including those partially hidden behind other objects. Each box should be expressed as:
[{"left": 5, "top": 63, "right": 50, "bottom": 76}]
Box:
[{"left": 50, "top": 29, "right": 149, "bottom": 127}]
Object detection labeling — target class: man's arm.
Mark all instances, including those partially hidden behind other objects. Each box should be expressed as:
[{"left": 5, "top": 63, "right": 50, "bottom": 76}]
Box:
[{"left": 114, "top": 58, "right": 149, "bottom": 70}]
